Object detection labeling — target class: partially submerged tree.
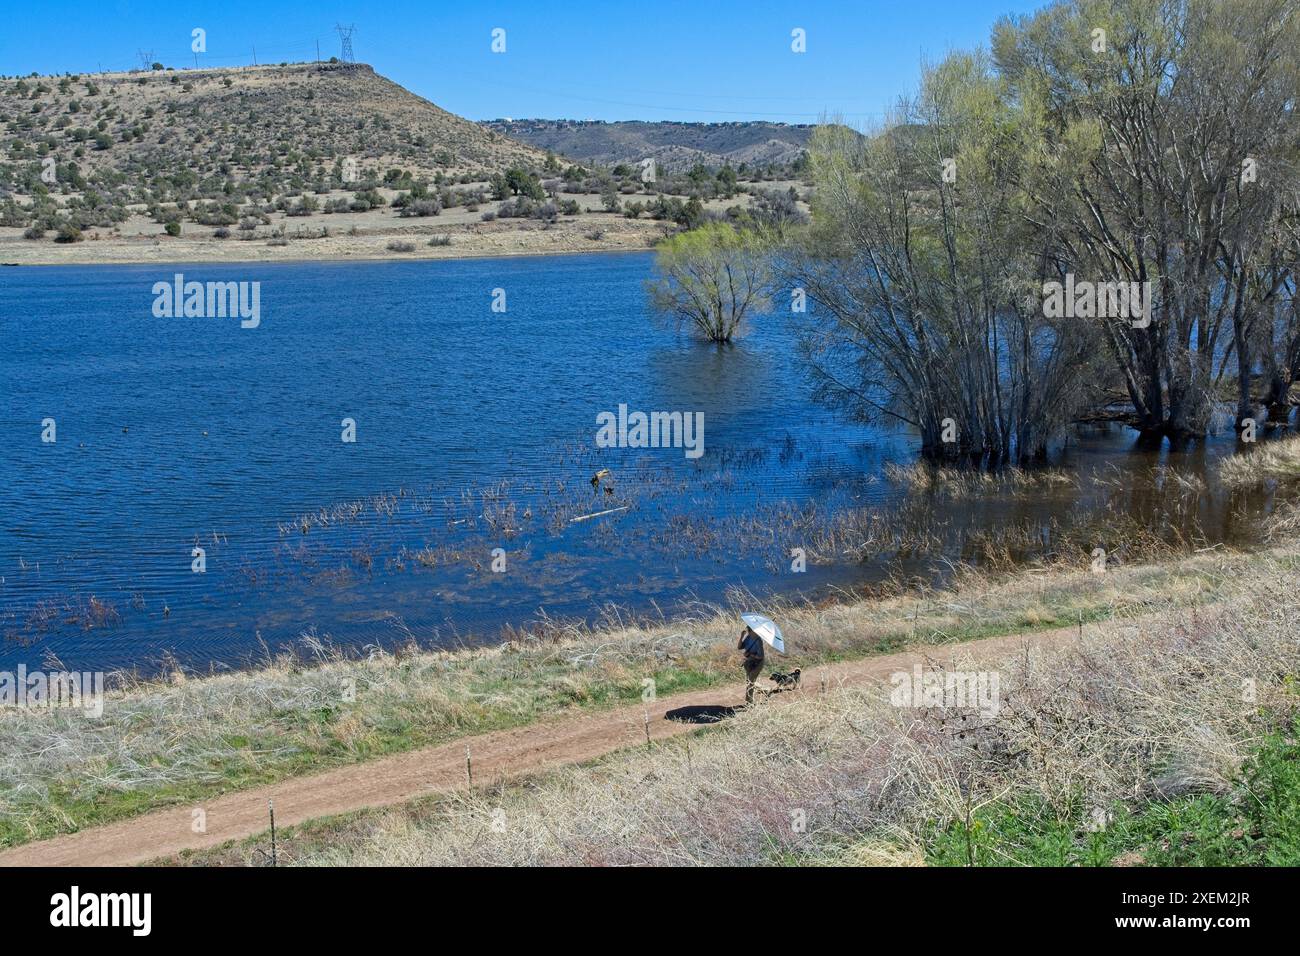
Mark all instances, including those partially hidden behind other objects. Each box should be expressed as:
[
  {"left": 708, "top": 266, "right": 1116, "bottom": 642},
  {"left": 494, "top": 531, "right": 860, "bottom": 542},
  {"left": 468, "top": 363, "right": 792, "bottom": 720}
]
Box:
[
  {"left": 791, "top": 0, "right": 1300, "bottom": 460},
  {"left": 647, "top": 222, "right": 772, "bottom": 343},
  {"left": 996, "top": 0, "right": 1300, "bottom": 440},
  {"left": 791, "top": 55, "right": 1102, "bottom": 464}
]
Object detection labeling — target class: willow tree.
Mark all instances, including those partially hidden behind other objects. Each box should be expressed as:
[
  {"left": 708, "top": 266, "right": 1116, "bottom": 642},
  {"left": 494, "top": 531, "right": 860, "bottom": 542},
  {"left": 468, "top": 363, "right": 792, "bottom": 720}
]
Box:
[
  {"left": 995, "top": 0, "right": 1300, "bottom": 440},
  {"left": 790, "top": 54, "right": 1101, "bottom": 464},
  {"left": 647, "top": 222, "right": 772, "bottom": 343}
]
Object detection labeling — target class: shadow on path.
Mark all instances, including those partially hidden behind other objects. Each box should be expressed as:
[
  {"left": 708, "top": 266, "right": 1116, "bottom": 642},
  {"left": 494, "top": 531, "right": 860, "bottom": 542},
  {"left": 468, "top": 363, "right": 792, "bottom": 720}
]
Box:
[{"left": 664, "top": 704, "right": 737, "bottom": 724}]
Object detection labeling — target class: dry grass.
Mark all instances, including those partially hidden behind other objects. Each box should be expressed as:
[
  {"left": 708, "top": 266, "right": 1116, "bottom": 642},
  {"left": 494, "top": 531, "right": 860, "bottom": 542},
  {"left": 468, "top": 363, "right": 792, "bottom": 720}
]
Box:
[
  {"left": 1268, "top": 498, "right": 1300, "bottom": 540},
  {"left": 3, "top": 542, "right": 1294, "bottom": 848},
  {"left": 883, "top": 462, "right": 1077, "bottom": 498},
  {"left": 286, "top": 579, "right": 1300, "bottom": 866},
  {"left": 1218, "top": 432, "right": 1300, "bottom": 487}
]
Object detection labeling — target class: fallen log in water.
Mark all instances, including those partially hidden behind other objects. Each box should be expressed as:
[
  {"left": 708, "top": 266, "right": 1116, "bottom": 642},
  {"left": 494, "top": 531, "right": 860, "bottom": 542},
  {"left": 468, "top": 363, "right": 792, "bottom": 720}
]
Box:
[{"left": 570, "top": 506, "right": 629, "bottom": 524}]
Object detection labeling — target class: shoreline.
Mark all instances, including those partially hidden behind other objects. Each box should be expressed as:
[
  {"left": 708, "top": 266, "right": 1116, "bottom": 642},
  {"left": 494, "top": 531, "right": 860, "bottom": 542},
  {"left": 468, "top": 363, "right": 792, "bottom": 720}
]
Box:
[
  {"left": 0, "top": 242, "right": 656, "bottom": 270},
  {"left": 0, "top": 229, "right": 659, "bottom": 269},
  {"left": 2, "top": 621, "right": 1084, "bottom": 866},
  {"left": 3, "top": 541, "right": 1293, "bottom": 852}
]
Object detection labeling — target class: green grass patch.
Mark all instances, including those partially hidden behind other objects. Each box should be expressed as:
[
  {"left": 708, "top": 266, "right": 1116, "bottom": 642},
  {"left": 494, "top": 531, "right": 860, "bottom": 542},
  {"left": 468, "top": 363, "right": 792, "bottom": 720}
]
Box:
[{"left": 923, "top": 718, "right": 1300, "bottom": 866}]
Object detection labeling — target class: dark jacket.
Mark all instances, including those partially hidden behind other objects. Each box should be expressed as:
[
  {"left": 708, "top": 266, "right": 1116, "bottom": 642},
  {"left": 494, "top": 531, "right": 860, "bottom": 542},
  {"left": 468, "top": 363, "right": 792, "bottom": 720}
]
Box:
[{"left": 739, "top": 631, "right": 765, "bottom": 663}]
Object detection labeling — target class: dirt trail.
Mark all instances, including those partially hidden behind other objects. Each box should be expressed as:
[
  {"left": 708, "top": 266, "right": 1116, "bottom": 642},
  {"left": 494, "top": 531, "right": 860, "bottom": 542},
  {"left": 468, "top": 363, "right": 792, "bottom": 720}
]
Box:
[{"left": 0, "top": 625, "right": 1079, "bottom": 867}]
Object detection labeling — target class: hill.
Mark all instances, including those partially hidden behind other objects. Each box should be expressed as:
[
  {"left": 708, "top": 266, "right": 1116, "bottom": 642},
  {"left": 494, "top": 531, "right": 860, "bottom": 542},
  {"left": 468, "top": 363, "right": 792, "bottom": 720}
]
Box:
[
  {"left": 0, "top": 62, "right": 547, "bottom": 208},
  {"left": 480, "top": 119, "right": 814, "bottom": 171},
  {"left": 0, "top": 63, "right": 809, "bottom": 265}
]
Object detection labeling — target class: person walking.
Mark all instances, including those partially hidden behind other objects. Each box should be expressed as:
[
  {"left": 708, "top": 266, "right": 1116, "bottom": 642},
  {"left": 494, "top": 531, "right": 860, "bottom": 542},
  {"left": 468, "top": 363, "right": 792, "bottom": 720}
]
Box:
[{"left": 738, "top": 624, "right": 765, "bottom": 704}]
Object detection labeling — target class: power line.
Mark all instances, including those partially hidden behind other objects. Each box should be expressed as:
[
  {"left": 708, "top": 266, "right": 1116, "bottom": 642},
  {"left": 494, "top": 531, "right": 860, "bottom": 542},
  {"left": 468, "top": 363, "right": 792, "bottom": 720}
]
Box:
[
  {"left": 34, "top": 36, "right": 334, "bottom": 77},
  {"left": 335, "top": 24, "right": 356, "bottom": 64}
]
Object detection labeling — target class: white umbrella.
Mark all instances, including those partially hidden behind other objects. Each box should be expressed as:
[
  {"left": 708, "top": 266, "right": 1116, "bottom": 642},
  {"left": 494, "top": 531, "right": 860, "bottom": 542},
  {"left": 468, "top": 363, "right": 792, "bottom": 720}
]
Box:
[{"left": 741, "top": 613, "right": 785, "bottom": 654}]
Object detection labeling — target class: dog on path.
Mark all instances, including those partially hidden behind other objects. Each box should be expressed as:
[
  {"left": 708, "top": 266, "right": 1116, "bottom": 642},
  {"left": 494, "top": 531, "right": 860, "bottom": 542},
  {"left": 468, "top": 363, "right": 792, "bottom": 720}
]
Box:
[{"left": 768, "top": 668, "right": 801, "bottom": 691}]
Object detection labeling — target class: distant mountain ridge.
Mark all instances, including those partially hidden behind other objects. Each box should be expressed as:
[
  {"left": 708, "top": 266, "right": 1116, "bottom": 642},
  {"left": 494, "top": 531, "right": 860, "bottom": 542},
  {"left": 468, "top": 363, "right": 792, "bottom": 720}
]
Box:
[{"left": 480, "top": 119, "right": 814, "bottom": 171}]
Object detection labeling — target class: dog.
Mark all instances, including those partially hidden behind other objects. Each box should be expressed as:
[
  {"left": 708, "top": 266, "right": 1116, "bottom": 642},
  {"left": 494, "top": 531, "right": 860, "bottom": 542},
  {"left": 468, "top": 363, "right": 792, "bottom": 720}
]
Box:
[{"left": 768, "top": 668, "right": 801, "bottom": 691}]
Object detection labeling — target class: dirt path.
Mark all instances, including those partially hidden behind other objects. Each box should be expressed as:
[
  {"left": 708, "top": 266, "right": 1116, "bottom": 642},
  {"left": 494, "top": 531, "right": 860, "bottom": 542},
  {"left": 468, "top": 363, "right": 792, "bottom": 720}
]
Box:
[{"left": 0, "top": 625, "right": 1079, "bottom": 867}]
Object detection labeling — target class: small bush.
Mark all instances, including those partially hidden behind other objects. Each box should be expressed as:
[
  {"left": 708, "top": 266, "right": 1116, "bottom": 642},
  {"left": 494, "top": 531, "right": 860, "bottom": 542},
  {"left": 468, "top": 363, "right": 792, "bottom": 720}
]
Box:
[
  {"left": 397, "top": 199, "right": 441, "bottom": 218},
  {"left": 352, "top": 189, "right": 386, "bottom": 211},
  {"left": 287, "top": 195, "right": 319, "bottom": 217}
]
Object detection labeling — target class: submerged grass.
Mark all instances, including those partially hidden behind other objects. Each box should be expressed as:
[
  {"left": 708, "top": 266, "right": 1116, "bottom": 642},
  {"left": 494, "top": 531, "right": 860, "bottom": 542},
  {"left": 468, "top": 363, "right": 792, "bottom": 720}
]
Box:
[
  {"left": 883, "top": 461, "right": 1078, "bottom": 497},
  {"left": 1219, "top": 432, "right": 1300, "bottom": 487}
]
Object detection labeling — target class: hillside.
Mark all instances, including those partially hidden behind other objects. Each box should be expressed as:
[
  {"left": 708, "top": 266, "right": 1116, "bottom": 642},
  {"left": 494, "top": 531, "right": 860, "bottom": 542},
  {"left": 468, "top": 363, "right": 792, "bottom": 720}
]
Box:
[
  {"left": 0, "top": 63, "right": 811, "bottom": 265},
  {"left": 481, "top": 119, "right": 813, "bottom": 171},
  {"left": 0, "top": 62, "right": 547, "bottom": 207}
]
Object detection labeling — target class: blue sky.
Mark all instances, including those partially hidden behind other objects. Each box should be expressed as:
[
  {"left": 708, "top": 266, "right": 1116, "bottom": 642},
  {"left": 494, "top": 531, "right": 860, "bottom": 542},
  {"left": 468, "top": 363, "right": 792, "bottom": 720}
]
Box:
[{"left": 1, "top": 0, "right": 1046, "bottom": 124}]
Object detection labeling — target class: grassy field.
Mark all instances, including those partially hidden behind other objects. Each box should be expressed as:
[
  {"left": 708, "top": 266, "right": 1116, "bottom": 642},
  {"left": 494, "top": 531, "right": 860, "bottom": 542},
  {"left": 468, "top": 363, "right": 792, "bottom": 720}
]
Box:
[
  {"left": 923, "top": 720, "right": 1300, "bottom": 867},
  {"left": 3, "top": 537, "right": 1297, "bottom": 852},
  {"left": 169, "top": 556, "right": 1300, "bottom": 867}
]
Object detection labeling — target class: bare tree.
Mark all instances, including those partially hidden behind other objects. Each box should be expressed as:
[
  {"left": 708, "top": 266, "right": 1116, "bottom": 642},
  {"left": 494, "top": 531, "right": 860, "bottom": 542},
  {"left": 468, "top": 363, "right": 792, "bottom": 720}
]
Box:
[
  {"left": 790, "top": 56, "right": 1102, "bottom": 464},
  {"left": 995, "top": 0, "right": 1300, "bottom": 441}
]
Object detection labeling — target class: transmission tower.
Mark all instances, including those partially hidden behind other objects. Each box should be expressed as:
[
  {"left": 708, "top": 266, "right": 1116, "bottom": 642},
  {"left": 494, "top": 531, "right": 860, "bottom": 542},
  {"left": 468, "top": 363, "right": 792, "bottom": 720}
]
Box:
[
  {"left": 137, "top": 49, "right": 155, "bottom": 71},
  {"left": 335, "top": 24, "right": 356, "bottom": 63}
]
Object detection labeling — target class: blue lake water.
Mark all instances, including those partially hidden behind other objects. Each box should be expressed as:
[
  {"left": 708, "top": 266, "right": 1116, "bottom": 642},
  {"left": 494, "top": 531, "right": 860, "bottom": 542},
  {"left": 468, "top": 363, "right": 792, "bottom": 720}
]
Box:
[
  {"left": 0, "top": 252, "right": 1274, "bottom": 674},
  {"left": 0, "top": 253, "right": 906, "bottom": 672}
]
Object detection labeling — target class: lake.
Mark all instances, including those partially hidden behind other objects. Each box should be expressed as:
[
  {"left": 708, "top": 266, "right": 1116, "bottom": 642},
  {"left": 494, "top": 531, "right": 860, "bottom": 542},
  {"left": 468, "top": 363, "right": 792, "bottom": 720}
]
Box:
[{"left": 0, "top": 252, "right": 1280, "bottom": 674}]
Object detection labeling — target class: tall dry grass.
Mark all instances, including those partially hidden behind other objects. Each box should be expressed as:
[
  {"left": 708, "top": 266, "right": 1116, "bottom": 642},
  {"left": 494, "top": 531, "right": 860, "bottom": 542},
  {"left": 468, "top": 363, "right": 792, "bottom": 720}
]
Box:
[
  {"left": 2, "top": 544, "right": 1294, "bottom": 847},
  {"left": 1218, "top": 432, "right": 1300, "bottom": 487},
  {"left": 297, "top": 580, "right": 1300, "bottom": 866},
  {"left": 883, "top": 461, "right": 1077, "bottom": 497}
]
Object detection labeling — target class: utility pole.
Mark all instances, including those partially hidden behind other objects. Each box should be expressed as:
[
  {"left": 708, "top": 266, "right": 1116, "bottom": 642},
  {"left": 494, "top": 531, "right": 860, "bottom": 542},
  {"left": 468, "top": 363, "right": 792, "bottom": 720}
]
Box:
[
  {"left": 335, "top": 24, "right": 356, "bottom": 64},
  {"left": 316, "top": 39, "right": 320, "bottom": 63},
  {"left": 252, "top": 44, "right": 258, "bottom": 66}
]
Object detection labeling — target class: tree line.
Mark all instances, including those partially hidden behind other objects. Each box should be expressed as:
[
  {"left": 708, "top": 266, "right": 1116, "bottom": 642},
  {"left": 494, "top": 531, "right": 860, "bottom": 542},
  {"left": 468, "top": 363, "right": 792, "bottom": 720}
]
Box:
[{"left": 652, "top": 0, "right": 1300, "bottom": 465}]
